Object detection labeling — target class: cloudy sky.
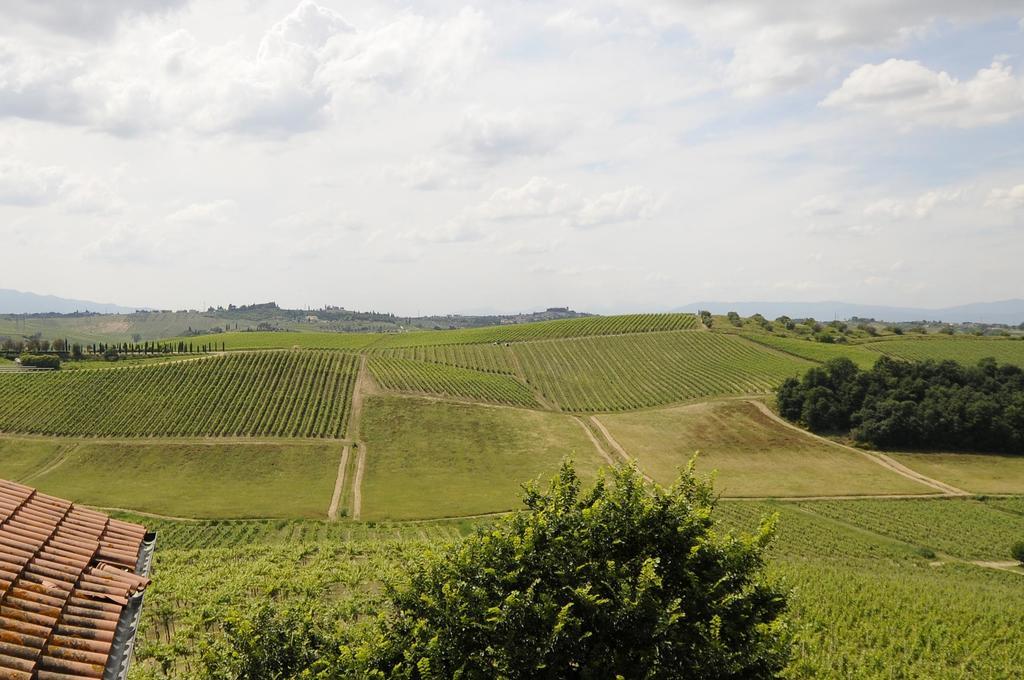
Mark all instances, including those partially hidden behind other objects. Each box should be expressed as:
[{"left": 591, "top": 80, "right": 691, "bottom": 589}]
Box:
[{"left": 1, "top": 0, "right": 1022, "bottom": 314}]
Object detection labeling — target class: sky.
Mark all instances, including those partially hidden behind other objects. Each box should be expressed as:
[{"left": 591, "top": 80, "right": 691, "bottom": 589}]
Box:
[{"left": 0, "top": 1, "right": 1022, "bottom": 315}]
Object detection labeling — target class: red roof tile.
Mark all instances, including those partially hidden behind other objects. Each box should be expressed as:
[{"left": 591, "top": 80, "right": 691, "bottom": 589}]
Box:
[{"left": 0, "top": 479, "right": 151, "bottom": 679}]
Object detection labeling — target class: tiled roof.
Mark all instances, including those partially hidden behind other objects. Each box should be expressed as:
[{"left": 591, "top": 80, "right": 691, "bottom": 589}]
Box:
[{"left": 0, "top": 479, "right": 152, "bottom": 680}]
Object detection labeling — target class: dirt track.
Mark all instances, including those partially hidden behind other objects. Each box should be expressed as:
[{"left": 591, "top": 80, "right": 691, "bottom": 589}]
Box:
[{"left": 745, "top": 399, "right": 969, "bottom": 496}]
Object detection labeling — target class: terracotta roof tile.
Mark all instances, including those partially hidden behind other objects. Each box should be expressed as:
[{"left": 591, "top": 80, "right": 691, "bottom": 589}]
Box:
[{"left": 0, "top": 479, "right": 152, "bottom": 680}]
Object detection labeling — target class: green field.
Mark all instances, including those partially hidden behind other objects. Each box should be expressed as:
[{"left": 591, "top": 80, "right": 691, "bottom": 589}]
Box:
[
  {"left": 158, "top": 330, "right": 383, "bottom": 351},
  {"left": 600, "top": 400, "right": 933, "bottom": 496},
  {"left": 740, "top": 332, "right": 882, "bottom": 369},
  {"left": 125, "top": 493, "right": 1024, "bottom": 680},
  {"left": 861, "top": 336, "right": 1024, "bottom": 366},
  {"left": 159, "top": 314, "right": 698, "bottom": 351},
  {"left": 375, "top": 343, "right": 517, "bottom": 374},
  {"left": 359, "top": 395, "right": 607, "bottom": 520},
  {"left": 798, "top": 498, "right": 1024, "bottom": 561},
  {"left": 513, "top": 332, "right": 811, "bottom": 411},
  {"left": 0, "top": 351, "right": 358, "bottom": 437},
  {"left": 891, "top": 452, "right": 1024, "bottom": 494},
  {"left": 367, "top": 356, "right": 538, "bottom": 407},
  {"left": 0, "top": 436, "right": 341, "bottom": 518}
]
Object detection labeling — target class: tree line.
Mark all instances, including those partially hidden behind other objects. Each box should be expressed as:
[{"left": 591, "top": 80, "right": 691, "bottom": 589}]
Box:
[{"left": 778, "top": 356, "right": 1024, "bottom": 453}]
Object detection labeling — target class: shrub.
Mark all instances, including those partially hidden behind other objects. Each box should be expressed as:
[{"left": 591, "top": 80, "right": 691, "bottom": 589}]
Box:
[
  {"left": 1012, "top": 541, "right": 1024, "bottom": 566},
  {"left": 366, "top": 462, "right": 790, "bottom": 679},
  {"left": 18, "top": 353, "right": 60, "bottom": 369}
]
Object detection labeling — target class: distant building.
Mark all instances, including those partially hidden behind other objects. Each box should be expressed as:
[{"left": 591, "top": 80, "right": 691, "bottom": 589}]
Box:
[{"left": 305, "top": 315, "right": 319, "bottom": 322}]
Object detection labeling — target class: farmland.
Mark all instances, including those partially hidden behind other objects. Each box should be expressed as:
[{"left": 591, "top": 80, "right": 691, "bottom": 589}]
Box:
[
  {"left": 2, "top": 311, "right": 1024, "bottom": 678},
  {"left": 890, "top": 452, "right": 1024, "bottom": 494},
  {"left": 862, "top": 336, "right": 1024, "bottom": 366},
  {"left": 0, "top": 436, "right": 341, "bottom": 518},
  {"left": 599, "top": 400, "right": 934, "bottom": 496},
  {"left": 513, "top": 331, "right": 811, "bottom": 411},
  {"left": 367, "top": 356, "right": 538, "bottom": 407},
  {"left": 0, "top": 350, "right": 358, "bottom": 438},
  {"left": 125, "top": 494, "right": 1024, "bottom": 680},
  {"left": 358, "top": 394, "right": 607, "bottom": 520},
  {"left": 375, "top": 342, "right": 516, "bottom": 374}
]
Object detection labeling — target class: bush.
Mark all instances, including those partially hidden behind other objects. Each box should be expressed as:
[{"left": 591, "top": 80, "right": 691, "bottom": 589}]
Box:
[
  {"left": 1012, "top": 541, "right": 1024, "bottom": 566},
  {"left": 18, "top": 353, "right": 60, "bottom": 369},
  {"left": 366, "top": 462, "right": 790, "bottom": 679}
]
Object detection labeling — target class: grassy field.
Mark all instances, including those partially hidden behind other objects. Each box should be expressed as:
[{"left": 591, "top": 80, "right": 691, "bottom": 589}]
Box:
[
  {"left": 367, "top": 356, "right": 539, "bottom": 407},
  {"left": 0, "top": 350, "right": 358, "bottom": 438},
  {"left": 600, "top": 400, "right": 933, "bottom": 496},
  {"left": 158, "top": 330, "right": 383, "bottom": 351},
  {"left": 739, "top": 333, "right": 882, "bottom": 369},
  {"left": 0, "top": 436, "right": 341, "bottom": 518},
  {"left": 861, "top": 336, "right": 1024, "bottom": 366},
  {"left": 513, "top": 332, "right": 812, "bottom": 412},
  {"left": 890, "top": 452, "right": 1024, "bottom": 494},
  {"left": 358, "top": 394, "right": 607, "bottom": 520},
  {"left": 123, "top": 493, "right": 1024, "bottom": 680}
]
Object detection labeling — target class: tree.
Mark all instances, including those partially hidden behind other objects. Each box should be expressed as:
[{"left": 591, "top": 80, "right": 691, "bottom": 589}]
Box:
[
  {"left": 367, "top": 462, "right": 790, "bottom": 679},
  {"left": 1012, "top": 541, "right": 1024, "bottom": 566}
]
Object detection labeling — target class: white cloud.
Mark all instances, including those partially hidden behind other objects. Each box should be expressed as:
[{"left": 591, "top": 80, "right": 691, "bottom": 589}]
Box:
[
  {"left": 165, "top": 200, "right": 237, "bottom": 226},
  {"left": 795, "top": 195, "right": 842, "bottom": 217},
  {"left": 392, "top": 157, "right": 476, "bottom": 191},
  {"left": 469, "top": 177, "right": 660, "bottom": 229},
  {"left": 0, "top": 0, "right": 188, "bottom": 39},
  {"left": 985, "top": 184, "right": 1024, "bottom": 209},
  {"left": 822, "top": 59, "right": 1024, "bottom": 127},
  {"left": 629, "top": 0, "right": 1021, "bottom": 96},
  {"left": 447, "top": 109, "right": 567, "bottom": 165},
  {"left": 473, "top": 177, "right": 576, "bottom": 221},
  {"left": 0, "top": 160, "right": 122, "bottom": 213},
  {"left": 864, "top": 188, "right": 962, "bottom": 219},
  {"left": 570, "top": 186, "right": 661, "bottom": 229},
  {"left": 0, "top": 2, "right": 491, "bottom": 136}
]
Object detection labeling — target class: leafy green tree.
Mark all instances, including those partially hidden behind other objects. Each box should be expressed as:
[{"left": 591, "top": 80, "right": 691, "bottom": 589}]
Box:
[{"left": 366, "top": 462, "right": 789, "bottom": 679}]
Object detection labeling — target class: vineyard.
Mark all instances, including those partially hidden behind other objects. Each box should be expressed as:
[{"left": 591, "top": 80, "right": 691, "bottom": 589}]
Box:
[
  {"left": 0, "top": 351, "right": 358, "bottom": 438},
  {"left": 375, "top": 343, "right": 516, "bottom": 374},
  {"left": 740, "top": 333, "right": 881, "bottom": 368},
  {"left": 367, "top": 356, "right": 538, "bottom": 407},
  {"left": 795, "top": 498, "right": 1024, "bottom": 561},
  {"left": 513, "top": 331, "right": 811, "bottom": 411},
  {"left": 861, "top": 336, "right": 1024, "bottom": 366},
  {"left": 123, "top": 494, "right": 1024, "bottom": 680},
  {"left": 368, "top": 313, "right": 698, "bottom": 348}
]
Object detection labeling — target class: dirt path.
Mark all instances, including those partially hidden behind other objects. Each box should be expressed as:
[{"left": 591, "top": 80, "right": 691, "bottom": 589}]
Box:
[
  {"left": 571, "top": 416, "right": 617, "bottom": 467},
  {"left": 352, "top": 443, "right": 366, "bottom": 520},
  {"left": 971, "top": 560, "right": 1023, "bottom": 574},
  {"left": 588, "top": 415, "right": 654, "bottom": 483},
  {"left": 328, "top": 445, "right": 350, "bottom": 520},
  {"left": 348, "top": 356, "right": 372, "bottom": 520},
  {"left": 746, "top": 399, "right": 969, "bottom": 496},
  {"left": 86, "top": 506, "right": 204, "bottom": 522}
]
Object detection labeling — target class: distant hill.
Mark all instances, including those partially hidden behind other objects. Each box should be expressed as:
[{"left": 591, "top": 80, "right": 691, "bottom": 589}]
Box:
[
  {"left": 0, "top": 289, "right": 140, "bottom": 314},
  {"left": 679, "top": 300, "right": 1024, "bottom": 325}
]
